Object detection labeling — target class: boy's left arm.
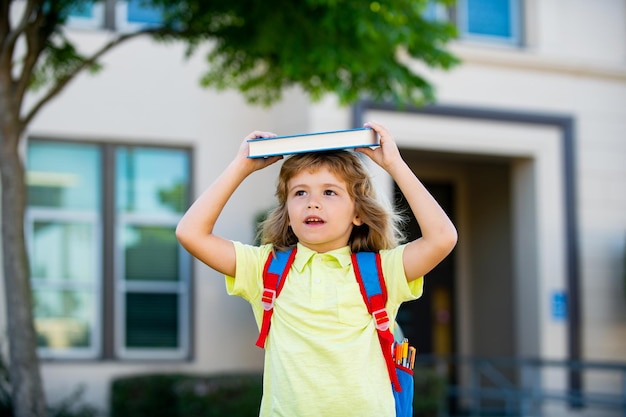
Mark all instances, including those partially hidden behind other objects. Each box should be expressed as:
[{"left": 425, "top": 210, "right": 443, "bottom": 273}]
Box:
[{"left": 357, "top": 121, "right": 458, "bottom": 282}]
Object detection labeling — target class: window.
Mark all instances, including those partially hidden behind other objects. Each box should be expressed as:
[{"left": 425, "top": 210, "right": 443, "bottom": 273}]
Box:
[
  {"left": 115, "top": 0, "right": 164, "bottom": 32},
  {"left": 26, "top": 140, "right": 191, "bottom": 360},
  {"left": 114, "top": 146, "right": 190, "bottom": 359},
  {"left": 423, "top": 0, "right": 453, "bottom": 22},
  {"left": 457, "top": 0, "right": 522, "bottom": 46},
  {"left": 424, "top": 0, "right": 522, "bottom": 46},
  {"left": 27, "top": 142, "right": 102, "bottom": 359},
  {"left": 67, "top": 0, "right": 163, "bottom": 31},
  {"left": 66, "top": 2, "right": 106, "bottom": 30}
]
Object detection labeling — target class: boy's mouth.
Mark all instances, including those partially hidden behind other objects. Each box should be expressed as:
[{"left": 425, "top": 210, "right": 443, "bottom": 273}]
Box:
[{"left": 304, "top": 216, "right": 325, "bottom": 225}]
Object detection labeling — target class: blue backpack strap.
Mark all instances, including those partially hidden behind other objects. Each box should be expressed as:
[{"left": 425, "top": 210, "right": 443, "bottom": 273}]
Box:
[
  {"left": 353, "top": 252, "right": 387, "bottom": 318},
  {"left": 352, "top": 252, "right": 401, "bottom": 392},
  {"left": 256, "top": 247, "right": 297, "bottom": 348}
]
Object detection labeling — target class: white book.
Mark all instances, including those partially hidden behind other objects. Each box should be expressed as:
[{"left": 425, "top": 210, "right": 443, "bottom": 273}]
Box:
[{"left": 247, "top": 127, "right": 379, "bottom": 158}]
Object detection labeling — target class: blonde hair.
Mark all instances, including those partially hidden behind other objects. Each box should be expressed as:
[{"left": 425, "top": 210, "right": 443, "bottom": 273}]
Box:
[{"left": 259, "top": 150, "right": 405, "bottom": 252}]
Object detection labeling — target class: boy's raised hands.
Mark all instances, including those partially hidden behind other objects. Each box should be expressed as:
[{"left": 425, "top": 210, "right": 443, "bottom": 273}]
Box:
[
  {"left": 355, "top": 121, "right": 404, "bottom": 174},
  {"left": 357, "top": 121, "right": 457, "bottom": 281},
  {"left": 237, "top": 130, "right": 283, "bottom": 173}
]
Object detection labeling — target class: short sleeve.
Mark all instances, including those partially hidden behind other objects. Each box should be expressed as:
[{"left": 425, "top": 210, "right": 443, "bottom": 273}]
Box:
[
  {"left": 380, "top": 244, "right": 424, "bottom": 323},
  {"left": 225, "top": 242, "right": 272, "bottom": 327}
]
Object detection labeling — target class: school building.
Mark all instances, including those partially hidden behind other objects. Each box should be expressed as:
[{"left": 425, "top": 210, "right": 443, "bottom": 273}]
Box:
[{"left": 1, "top": 0, "right": 625, "bottom": 415}]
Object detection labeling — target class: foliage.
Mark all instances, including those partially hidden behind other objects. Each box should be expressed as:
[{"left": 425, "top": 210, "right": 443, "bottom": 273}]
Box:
[
  {"left": 185, "top": 0, "right": 460, "bottom": 106},
  {"left": 0, "top": 352, "right": 11, "bottom": 417},
  {"left": 110, "top": 373, "right": 263, "bottom": 417},
  {"left": 413, "top": 365, "right": 446, "bottom": 417},
  {"left": 0, "top": 349, "right": 98, "bottom": 417},
  {"left": 20, "top": 0, "right": 459, "bottom": 114},
  {"left": 253, "top": 208, "right": 273, "bottom": 245},
  {"left": 158, "top": 182, "right": 188, "bottom": 213},
  {"left": 48, "top": 386, "right": 99, "bottom": 417},
  {"left": 110, "top": 370, "right": 446, "bottom": 417}
]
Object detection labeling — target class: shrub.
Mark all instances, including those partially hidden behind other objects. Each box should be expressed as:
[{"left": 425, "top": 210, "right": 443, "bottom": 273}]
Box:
[
  {"left": 413, "top": 365, "right": 446, "bottom": 417},
  {"left": 0, "top": 355, "right": 10, "bottom": 417},
  {"left": 0, "top": 348, "right": 98, "bottom": 417},
  {"left": 110, "top": 373, "right": 263, "bottom": 417},
  {"left": 111, "top": 369, "right": 447, "bottom": 417},
  {"left": 49, "top": 386, "right": 99, "bottom": 417}
]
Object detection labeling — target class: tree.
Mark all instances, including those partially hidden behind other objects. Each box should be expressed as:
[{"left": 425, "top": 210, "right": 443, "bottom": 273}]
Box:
[{"left": 0, "top": 0, "right": 458, "bottom": 415}]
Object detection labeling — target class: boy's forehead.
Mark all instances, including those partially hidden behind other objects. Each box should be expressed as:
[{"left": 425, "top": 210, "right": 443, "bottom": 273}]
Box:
[{"left": 288, "top": 165, "right": 346, "bottom": 185}]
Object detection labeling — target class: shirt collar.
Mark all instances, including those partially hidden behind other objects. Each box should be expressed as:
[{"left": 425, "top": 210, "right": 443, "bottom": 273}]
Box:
[{"left": 292, "top": 243, "right": 353, "bottom": 272}]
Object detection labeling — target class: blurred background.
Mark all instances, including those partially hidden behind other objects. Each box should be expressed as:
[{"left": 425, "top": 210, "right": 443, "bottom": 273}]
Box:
[{"left": 1, "top": 0, "right": 625, "bottom": 416}]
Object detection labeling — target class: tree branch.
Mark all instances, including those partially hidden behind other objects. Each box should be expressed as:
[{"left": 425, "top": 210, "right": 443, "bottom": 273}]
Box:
[
  {"left": 0, "top": 1, "right": 11, "bottom": 82},
  {"left": 0, "top": 1, "right": 9, "bottom": 48},
  {"left": 21, "top": 28, "right": 154, "bottom": 127},
  {"left": 12, "top": 3, "right": 48, "bottom": 123},
  {"left": 0, "top": 0, "right": 39, "bottom": 68}
]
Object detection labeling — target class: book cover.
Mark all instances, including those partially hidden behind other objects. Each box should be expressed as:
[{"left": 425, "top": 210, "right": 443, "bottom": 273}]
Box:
[{"left": 247, "top": 127, "right": 379, "bottom": 158}]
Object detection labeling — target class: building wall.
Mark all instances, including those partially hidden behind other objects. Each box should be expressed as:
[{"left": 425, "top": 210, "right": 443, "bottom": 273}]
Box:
[
  {"left": 1, "top": 0, "right": 625, "bottom": 414},
  {"left": 435, "top": 13, "right": 626, "bottom": 362}
]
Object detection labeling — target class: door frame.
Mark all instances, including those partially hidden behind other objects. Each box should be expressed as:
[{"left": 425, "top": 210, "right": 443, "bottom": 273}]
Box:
[{"left": 352, "top": 100, "right": 580, "bottom": 392}]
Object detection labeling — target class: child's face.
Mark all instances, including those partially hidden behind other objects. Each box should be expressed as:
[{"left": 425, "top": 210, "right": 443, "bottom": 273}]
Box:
[{"left": 286, "top": 165, "right": 362, "bottom": 253}]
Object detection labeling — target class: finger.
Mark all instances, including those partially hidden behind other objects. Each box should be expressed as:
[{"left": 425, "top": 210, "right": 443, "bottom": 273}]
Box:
[
  {"left": 364, "top": 121, "right": 390, "bottom": 139},
  {"left": 245, "top": 131, "right": 277, "bottom": 140},
  {"left": 258, "top": 155, "right": 283, "bottom": 167},
  {"left": 354, "top": 147, "right": 376, "bottom": 161}
]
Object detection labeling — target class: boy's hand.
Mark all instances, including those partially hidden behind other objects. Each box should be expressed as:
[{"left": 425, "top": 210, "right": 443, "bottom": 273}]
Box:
[
  {"left": 356, "top": 121, "right": 404, "bottom": 173},
  {"left": 236, "top": 131, "right": 283, "bottom": 173}
]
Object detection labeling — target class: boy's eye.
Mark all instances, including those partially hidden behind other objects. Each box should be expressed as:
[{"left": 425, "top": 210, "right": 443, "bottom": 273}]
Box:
[
  {"left": 324, "top": 190, "right": 337, "bottom": 196},
  {"left": 294, "top": 190, "right": 306, "bottom": 196}
]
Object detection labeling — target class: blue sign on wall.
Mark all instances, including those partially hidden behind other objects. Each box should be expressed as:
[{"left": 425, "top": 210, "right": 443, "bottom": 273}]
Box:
[{"left": 551, "top": 291, "right": 568, "bottom": 320}]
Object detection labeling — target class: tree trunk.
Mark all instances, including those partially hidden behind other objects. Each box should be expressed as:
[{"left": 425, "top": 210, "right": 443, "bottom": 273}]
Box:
[{"left": 0, "top": 122, "right": 47, "bottom": 416}]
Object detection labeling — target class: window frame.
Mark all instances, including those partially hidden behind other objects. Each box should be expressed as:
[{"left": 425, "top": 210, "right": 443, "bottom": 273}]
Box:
[
  {"left": 65, "top": 0, "right": 163, "bottom": 32},
  {"left": 456, "top": 0, "right": 524, "bottom": 47},
  {"left": 114, "top": 0, "right": 164, "bottom": 33},
  {"left": 115, "top": 212, "right": 191, "bottom": 360},
  {"left": 26, "top": 207, "right": 104, "bottom": 359},
  {"left": 65, "top": 2, "right": 106, "bottom": 30},
  {"left": 26, "top": 138, "right": 193, "bottom": 361}
]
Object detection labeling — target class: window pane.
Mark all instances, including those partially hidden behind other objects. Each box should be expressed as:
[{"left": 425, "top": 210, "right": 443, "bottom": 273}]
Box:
[
  {"left": 466, "top": 0, "right": 512, "bottom": 37},
  {"left": 66, "top": 4, "right": 106, "bottom": 36},
  {"left": 126, "top": 293, "right": 178, "bottom": 348},
  {"left": 116, "top": 147, "right": 189, "bottom": 215},
  {"left": 34, "top": 289, "right": 94, "bottom": 348},
  {"left": 27, "top": 140, "right": 101, "bottom": 358},
  {"left": 30, "top": 221, "right": 95, "bottom": 283},
  {"left": 127, "top": 0, "right": 163, "bottom": 25},
  {"left": 116, "top": 145, "right": 190, "bottom": 357},
  {"left": 124, "top": 225, "right": 179, "bottom": 281},
  {"left": 424, "top": 0, "right": 450, "bottom": 21},
  {"left": 27, "top": 141, "right": 101, "bottom": 210},
  {"left": 69, "top": 3, "right": 94, "bottom": 19}
]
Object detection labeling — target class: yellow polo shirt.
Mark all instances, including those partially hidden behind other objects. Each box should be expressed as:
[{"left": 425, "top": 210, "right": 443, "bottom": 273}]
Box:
[{"left": 226, "top": 242, "right": 423, "bottom": 417}]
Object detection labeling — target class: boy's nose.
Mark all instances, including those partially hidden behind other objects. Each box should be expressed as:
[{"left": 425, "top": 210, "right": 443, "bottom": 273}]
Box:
[{"left": 307, "top": 200, "right": 320, "bottom": 209}]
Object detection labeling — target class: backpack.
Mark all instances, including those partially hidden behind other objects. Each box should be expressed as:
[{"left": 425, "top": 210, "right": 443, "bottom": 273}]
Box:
[{"left": 255, "top": 247, "right": 415, "bottom": 417}]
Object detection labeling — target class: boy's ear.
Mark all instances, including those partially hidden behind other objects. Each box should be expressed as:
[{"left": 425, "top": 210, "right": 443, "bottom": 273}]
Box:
[{"left": 353, "top": 215, "right": 364, "bottom": 226}]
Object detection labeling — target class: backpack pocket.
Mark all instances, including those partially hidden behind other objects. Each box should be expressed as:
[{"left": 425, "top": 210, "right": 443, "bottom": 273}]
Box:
[{"left": 393, "top": 364, "right": 414, "bottom": 417}]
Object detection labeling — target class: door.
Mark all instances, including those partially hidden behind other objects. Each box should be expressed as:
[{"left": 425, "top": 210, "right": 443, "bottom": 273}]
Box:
[{"left": 394, "top": 182, "right": 456, "bottom": 357}]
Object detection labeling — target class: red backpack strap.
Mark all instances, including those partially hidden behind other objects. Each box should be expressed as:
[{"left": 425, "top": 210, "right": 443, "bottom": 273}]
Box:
[
  {"left": 352, "top": 252, "right": 401, "bottom": 392},
  {"left": 255, "top": 247, "right": 297, "bottom": 348}
]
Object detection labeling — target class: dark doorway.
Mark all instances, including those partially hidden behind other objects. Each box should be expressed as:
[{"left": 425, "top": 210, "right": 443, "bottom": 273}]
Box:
[{"left": 394, "top": 181, "right": 456, "bottom": 357}]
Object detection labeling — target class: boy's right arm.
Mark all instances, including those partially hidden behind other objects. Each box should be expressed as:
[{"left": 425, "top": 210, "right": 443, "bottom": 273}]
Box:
[{"left": 175, "top": 131, "right": 282, "bottom": 277}]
